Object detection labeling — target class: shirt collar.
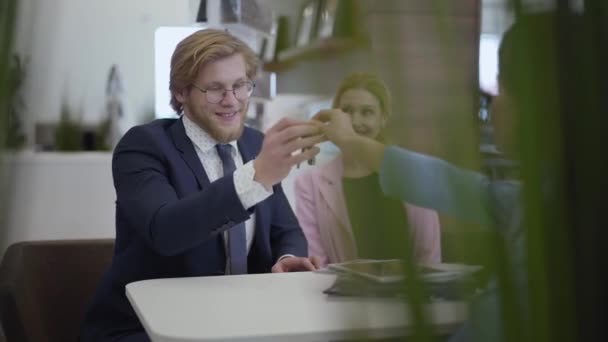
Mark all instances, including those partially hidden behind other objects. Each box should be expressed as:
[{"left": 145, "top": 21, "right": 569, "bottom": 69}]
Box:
[{"left": 182, "top": 114, "right": 238, "bottom": 155}]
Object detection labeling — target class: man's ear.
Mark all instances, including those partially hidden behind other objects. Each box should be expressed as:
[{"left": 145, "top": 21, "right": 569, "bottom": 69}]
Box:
[{"left": 175, "top": 87, "right": 189, "bottom": 104}]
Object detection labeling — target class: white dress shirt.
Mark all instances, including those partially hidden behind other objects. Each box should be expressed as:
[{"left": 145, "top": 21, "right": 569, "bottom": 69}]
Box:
[{"left": 182, "top": 115, "right": 272, "bottom": 255}]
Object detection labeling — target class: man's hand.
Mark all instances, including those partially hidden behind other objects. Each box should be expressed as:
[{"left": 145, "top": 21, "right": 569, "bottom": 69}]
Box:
[
  {"left": 311, "top": 109, "right": 357, "bottom": 149},
  {"left": 254, "top": 118, "right": 324, "bottom": 189},
  {"left": 271, "top": 256, "right": 322, "bottom": 273}
]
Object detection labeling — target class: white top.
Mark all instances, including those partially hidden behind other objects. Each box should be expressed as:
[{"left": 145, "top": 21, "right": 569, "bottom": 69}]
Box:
[
  {"left": 182, "top": 114, "right": 271, "bottom": 254},
  {"left": 126, "top": 272, "right": 468, "bottom": 342}
]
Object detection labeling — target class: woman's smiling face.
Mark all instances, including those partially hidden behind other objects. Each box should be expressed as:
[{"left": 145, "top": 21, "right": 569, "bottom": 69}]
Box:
[{"left": 337, "top": 88, "right": 386, "bottom": 140}]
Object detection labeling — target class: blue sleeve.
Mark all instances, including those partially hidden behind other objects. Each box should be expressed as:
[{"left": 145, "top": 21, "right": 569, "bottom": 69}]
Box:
[{"left": 379, "top": 146, "right": 494, "bottom": 226}]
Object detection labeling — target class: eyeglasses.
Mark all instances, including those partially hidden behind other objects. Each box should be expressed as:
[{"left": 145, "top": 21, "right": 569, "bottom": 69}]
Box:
[{"left": 191, "top": 80, "right": 256, "bottom": 104}]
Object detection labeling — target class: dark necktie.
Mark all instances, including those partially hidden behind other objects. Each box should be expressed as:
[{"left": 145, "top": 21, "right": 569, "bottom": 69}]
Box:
[{"left": 215, "top": 144, "right": 248, "bottom": 275}]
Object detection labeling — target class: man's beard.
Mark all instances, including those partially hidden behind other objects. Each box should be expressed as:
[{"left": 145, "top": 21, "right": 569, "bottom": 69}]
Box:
[{"left": 186, "top": 103, "right": 248, "bottom": 143}]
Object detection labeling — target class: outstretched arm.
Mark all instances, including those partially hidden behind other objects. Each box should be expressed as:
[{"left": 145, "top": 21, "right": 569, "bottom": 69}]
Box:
[{"left": 313, "top": 109, "right": 493, "bottom": 226}]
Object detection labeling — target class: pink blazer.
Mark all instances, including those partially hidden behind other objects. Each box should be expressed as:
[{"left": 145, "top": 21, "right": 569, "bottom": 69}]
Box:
[{"left": 294, "top": 156, "right": 442, "bottom": 266}]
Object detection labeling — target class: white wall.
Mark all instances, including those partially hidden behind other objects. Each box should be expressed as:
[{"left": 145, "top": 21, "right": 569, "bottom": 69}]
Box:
[
  {"left": 3, "top": 152, "right": 115, "bottom": 252},
  {"left": 15, "top": 0, "right": 196, "bottom": 142},
  {"left": 13, "top": 0, "right": 312, "bottom": 141}
]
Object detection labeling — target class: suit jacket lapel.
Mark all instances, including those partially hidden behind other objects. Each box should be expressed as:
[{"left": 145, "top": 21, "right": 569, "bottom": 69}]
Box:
[
  {"left": 316, "top": 157, "right": 352, "bottom": 231},
  {"left": 169, "top": 118, "right": 210, "bottom": 187},
  {"left": 236, "top": 131, "right": 256, "bottom": 164}
]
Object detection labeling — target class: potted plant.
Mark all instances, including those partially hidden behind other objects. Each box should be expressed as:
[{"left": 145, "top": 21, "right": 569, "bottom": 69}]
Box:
[
  {"left": 3, "top": 54, "right": 26, "bottom": 149},
  {"left": 54, "top": 100, "right": 83, "bottom": 151}
]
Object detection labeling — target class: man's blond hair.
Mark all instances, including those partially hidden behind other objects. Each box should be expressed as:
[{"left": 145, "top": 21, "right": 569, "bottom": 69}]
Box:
[{"left": 169, "top": 29, "right": 259, "bottom": 113}]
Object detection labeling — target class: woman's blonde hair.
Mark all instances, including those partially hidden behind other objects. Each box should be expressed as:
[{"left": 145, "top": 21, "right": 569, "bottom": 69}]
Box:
[
  {"left": 332, "top": 72, "right": 392, "bottom": 119},
  {"left": 169, "top": 29, "right": 259, "bottom": 113},
  {"left": 332, "top": 72, "right": 392, "bottom": 142}
]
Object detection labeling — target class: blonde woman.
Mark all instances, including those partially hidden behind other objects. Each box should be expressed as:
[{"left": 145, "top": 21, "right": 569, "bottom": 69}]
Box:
[{"left": 295, "top": 72, "right": 441, "bottom": 266}]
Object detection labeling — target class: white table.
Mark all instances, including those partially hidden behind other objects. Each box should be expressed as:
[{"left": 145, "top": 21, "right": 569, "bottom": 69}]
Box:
[{"left": 126, "top": 272, "right": 468, "bottom": 342}]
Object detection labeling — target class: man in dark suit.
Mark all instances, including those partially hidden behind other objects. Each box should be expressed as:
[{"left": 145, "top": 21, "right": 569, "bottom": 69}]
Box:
[{"left": 80, "top": 29, "right": 322, "bottom": 341}]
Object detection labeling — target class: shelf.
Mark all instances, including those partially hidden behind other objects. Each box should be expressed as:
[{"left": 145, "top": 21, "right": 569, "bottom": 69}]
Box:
[{"left": 263, "top": 36, "right": 368, "bottom": 72}]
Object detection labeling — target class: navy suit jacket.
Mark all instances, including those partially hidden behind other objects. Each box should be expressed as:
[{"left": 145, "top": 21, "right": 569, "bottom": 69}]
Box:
[{"left": 81, "top": 118, "right": 307, "bottom": 341}]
